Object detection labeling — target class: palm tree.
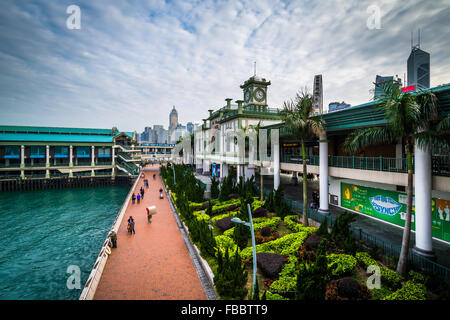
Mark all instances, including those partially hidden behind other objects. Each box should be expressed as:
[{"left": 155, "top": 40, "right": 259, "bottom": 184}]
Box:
[
  {"left": 280, "top": 88, "right": 323, "bottom": 227},
  {"left": 344, "top": 81, "right": 450, "bottom": 276}
]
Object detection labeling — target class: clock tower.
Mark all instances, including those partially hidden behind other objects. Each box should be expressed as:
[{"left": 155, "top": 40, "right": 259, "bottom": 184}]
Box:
[{"left": 240, "top": 75, "right": 271, "bottom": 110}]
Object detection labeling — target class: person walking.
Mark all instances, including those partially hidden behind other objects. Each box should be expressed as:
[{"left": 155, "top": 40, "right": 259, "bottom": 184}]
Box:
[
  {"left": 137, "top": 193, "right": 141, "bottom": 204},
  {"left": 132, "top": 193, "right": 136, "bottom": 204},
  {"left": 141, "top": 188, "right": 145, "bottom": 199},
  {"left": 109, "top": 231, "right": 117, "bottom": 248},
  {"left": 145, "top": 179, "right": 149, "bottom": 188},
  {"left": 127, "top": 216, "right": 134, "bottom": 234},
  {"left": 129, "top": 218, "right": 135, "bottom": 235}
]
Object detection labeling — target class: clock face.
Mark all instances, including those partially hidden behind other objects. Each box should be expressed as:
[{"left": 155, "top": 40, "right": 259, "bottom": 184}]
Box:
[
  {"left": 254, "top": 88, "right": 265, "bottom": 102},
  {"left": 244, "top": 89, "right": 251, "bottom": 102}
]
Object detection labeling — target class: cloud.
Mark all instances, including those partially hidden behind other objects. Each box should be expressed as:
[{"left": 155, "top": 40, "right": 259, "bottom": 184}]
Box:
[{"left": 0, "top": 0, "right": 449, "bottom": 132}]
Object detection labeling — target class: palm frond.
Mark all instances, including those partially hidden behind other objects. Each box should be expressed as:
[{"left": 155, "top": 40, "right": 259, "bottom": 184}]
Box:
[{"left": 344, "top": 127, "right": 397, "bottom": 154}]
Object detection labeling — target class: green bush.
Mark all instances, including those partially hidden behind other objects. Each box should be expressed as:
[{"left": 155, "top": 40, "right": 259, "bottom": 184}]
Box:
[
  {"left": 327, "top": 254, "right": 357, "bottom": 277},
  {"left": 408, "top": 270, "right": 427, "bottom": 284},
  {"left": 215, "top": 235, "right": 238, "bottom": 258},
  {"left": 382, "top": 281, "right": 427, "bottom": 300},
  {"left": 356, "top": 252, "right": 403, "bottom": 290},
  {"left": 284, "top": 215, "right": 317, "bottom": 234},
  {"left": 214, "top": 247, "right": 248, "bottom": 299},
  {"left": 211, "top": 211, "right": 239, "bottom": 224},
  {"left": 269, "top": 255, "right": 298, "bottom": 293},
  {"left": 223, "top": 217, "right": 281, "bottom": 238},
  {"left": 261, "top": 291, "right": 289, "bottom": 300},
  {"left": 240, "top": 231, "right": 312, "bottom": 260}
]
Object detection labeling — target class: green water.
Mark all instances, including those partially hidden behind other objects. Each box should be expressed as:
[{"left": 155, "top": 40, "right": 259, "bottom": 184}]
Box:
[{"left": 0, "top": 186, "right": 129, "bottom": 300}]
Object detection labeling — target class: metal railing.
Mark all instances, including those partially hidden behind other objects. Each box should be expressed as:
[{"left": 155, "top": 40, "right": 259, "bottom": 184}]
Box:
[
  {"left": 255, "top": 185, "right": 450, "bottom": 280},
  {"left": 279, "top": 154, "right": 450, "bottom": 176}
]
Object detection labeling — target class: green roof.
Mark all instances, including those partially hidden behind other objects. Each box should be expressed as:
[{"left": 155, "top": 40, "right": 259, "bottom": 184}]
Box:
[
  {"left": 0, "top": 125, "right": 114, "bottom": 135},
  {"left": 0, "top": 133, "right": 114, "bottom": 143}
]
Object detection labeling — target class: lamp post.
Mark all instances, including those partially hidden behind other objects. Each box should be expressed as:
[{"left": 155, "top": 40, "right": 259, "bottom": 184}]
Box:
[
  {"left": 172, "top": 163, "right": 176, "bottom": 185},
  {"left": 231, "top": 203, "right": 257, "bottom": 298}
]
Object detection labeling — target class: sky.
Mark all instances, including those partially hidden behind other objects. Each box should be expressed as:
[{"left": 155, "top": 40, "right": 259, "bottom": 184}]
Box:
[{"left": 1, "top": 0, "right": 450, "bottom": 133}]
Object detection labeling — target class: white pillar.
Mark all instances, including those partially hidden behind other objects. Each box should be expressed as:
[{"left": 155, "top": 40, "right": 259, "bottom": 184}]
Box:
[
  {"left": 91, "top": 146, "right": 95, "bottom": 166},
  {"left": 319, "top": 135, "right": 329, "bottom": 214},
  {"left": 221, "top": 163, "right": 228, "bottom": 178},
  {"left": 245, "top": 165, "right": 255, "bottom": 181},
  {"left": 69, "top": 145, "right": 73, "bottom": 167},
  {"left": 46, "top": 145, "right": 50, "bottom": 167},
  {"left": 20, "top": 145, "right": 25, "bottom": 168},
  {"left": 273, "top": 140, "right": 280, "bottom": 190},
  {"left": 413, "top": 144, "right": 435, "bottom": 258},
  {"left": 236, "top": 164, "right": 241, "bottom": 182},
  {"left": 45, "top": 169, "right": 50, "bottom": 179}
]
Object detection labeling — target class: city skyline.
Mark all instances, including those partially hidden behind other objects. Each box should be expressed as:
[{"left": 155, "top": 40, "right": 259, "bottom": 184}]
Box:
[{"left": 1, "top": 0, "right": 450, "bottom": 132}]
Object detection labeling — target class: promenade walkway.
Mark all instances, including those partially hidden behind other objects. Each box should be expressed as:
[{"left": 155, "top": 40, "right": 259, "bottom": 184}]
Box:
[{"left": 94, "top": 166, "right": 207, "bottom": 300}]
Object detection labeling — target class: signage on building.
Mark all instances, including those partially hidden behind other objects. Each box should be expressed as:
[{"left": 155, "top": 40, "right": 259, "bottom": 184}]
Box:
[
  {"left": 341, "top": 182, "right": 450, "bottom": 242},
  {"left": 401, "top": 85, "right": 416, "bottom": 92}
]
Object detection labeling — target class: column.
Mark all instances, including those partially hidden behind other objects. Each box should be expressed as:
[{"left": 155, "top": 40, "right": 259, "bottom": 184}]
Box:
[
  {"left": 112, "top": 146, "right": 115, "bottom": 166},
  {"left": 413, "top": 144, "right": 435, "bottom": 259},
  {"left": 221, "top": 163, "right": 228, "bottom": 179},
  {"left": 91, "top": 146, "right": 95, "bottom": 166},
  {"left": 20, "top": 145, "right": 25, "bottom": 168},
  {"left": 46, "top": 145, "right": 50, "bottom": 168},
  {"left": 319, "top": 135, "right": 329, "bottom": 214},
  {"left": 273, "top": 139, "right": 280, "bottom": 190},
  {"left": 45, "top": 169, "right": 50, "bottom": 179},
  {"left": 69, "top": 145, "right": 73, "bottom": 167},
  {"left": 236, "top": 164, "right": 241, "bottom": 182},
  {"left": 91, "top": 168, "right": 95, "bottom": 177}
]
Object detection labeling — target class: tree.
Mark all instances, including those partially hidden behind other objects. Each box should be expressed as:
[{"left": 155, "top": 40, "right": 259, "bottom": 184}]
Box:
[
  {"left": 344, "top": 81, "right": 450, "bottom": 276},
  {"left": 233, "top": 195, "right": 253, "bottom": 249},
  {"left": 211, "top": 176, "right": 220, "bottom": 199},
  {"left": 280, "top": 88, "right": 323, "bottom": 227}
]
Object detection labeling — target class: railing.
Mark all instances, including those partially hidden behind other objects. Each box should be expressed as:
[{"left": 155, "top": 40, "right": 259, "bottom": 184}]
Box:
[
  {"left": 281, "top": 154, "right": 320, "bottom": 166},
  {"left": 279, "top": 154, "right": 450, "bottom": 176},
  {"left": 255, "top": 185, "right": 450, "bottom": 280}
]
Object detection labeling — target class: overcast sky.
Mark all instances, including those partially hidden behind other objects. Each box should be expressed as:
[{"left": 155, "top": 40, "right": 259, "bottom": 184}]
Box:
[{"left": 1, "top": 0, "right": 449, "bottom": 132}]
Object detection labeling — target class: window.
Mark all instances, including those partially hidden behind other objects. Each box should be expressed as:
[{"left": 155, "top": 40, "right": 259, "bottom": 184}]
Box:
[
  {"left": 4, "top": 146, "right": 20, "bottom": 158},
  {"left": 54, "top": 146, "right": 68, "bottom": 158},
  {"left": 30, "top": 146, "right": 45, "bottom": 158},
  {"left": 76, "top": 146, "right": 90, "bottom": 158},
  {"left": 98, "top": 147, "right": 111, "bottom": 158}
]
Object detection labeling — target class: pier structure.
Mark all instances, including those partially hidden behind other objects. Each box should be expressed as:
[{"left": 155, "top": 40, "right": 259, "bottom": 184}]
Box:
[{"left": 0, "top": 125, "right": 142, "bottom": 184}]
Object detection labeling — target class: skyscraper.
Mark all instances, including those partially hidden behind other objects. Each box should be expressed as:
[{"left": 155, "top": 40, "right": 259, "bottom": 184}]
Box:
[
  {"left": 407, "top": 31, "right": 430, "bottom": 90},
  {"left": 313, "top": 75, "right": 323, "bottom": 115},
  {"left": 374, "top": 75, "right": 402, "bottom": 99},
  {"left": 187, "top": 122, "right": 194, "bottom": 135},
  {"left": 169, "top": 106, "right": 178, "bottom": 130}
]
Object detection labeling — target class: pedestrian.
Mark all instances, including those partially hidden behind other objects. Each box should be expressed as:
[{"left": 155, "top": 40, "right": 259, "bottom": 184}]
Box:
[
  {"left": 145, "top": 179, "right": 149, "bottom": 188},
  {"left": 147, "top": 209, "right": 152, "bottom": 223},
  {"left": 141, "top": 188, "right": 145, "bottom": 199},
  {"left": 109, "top": 231, "right": 117, "bottom": 248},
  {"left": 129, "top": 219, "right": 135, "bottom": 235},
  {"left": 132, "top": 193, "right": 136, "bottom": 204},
  {"left": 137, "top": 193, "right": 141, "bottom": 204},
  {"left": 153, "top": 173, "right": 156, "bottom": 180},
  {"left": 159, "top": 188, "right": 163, "bottom": 199}
]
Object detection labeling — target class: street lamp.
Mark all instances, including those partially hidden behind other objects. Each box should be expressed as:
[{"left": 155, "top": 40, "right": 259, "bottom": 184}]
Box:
[
  {"left": 172, "top": 163, "right": 176, "bottom": 185},
  {"left": 231, "top": 203, "right": 257, "bottom": 298}
]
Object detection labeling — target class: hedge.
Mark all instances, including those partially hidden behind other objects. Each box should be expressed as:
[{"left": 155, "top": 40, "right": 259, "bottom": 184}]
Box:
[
  {"left": 269, "top": 255, "right": 298, "bottom": 293},
  {"left": 262, "top": 291, "right": 289, "bottom": 300},
  {"left": 211, "top": 211, "right": 239, "bottom": 224},
  {"left": 382, "top": 281, "right": 427, "bottom": 300},
  {"left": 240, "top": 231, "right": 312, "bottom": 260},
  {"left": 355, "top": 252, "right": 403, "bottom": 289},
  {"left": 284, "top": 215, "right": 317, "bottom": 234},
  {"left": 223, "top": 217, "right": 282, "bottom": 238},
  {"left": 214, "top": 235, "right": 238, "bottom": 258},
  {"left": 327, "top": 254, "right": 357, "bottom": 277}
]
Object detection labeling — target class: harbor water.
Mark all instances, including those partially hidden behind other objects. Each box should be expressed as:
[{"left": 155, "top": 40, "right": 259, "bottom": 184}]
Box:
[{"left": 0, "top": 185, "right": 129, "bottom": 299}]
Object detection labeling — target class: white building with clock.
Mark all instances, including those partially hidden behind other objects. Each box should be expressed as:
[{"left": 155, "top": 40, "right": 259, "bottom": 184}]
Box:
[{"left": 193, "top": 74, "right": 283, "bottom": 182}]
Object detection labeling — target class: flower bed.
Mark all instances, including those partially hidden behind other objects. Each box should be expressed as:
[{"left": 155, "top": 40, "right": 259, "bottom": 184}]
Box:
[
  {"left": 284, "top": 215, "right": 317, "bottom": 234},
  {"left": 327, "top": 254, "right": 357, "bottom": 277},
  {"left": 223, "top": 217, "right": 282, "bottom": 238}
]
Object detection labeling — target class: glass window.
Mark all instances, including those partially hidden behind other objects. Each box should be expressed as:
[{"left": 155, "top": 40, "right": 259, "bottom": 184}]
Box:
[
  {"left": 4, "top": 146, "right": 20, "bottom": 158},
  {"left": 98, "top": 147, "right": 111, "bottom": 157},
  {"left": 76, "top": 146, "right": 90, "bottom": 157},
  {"left": 54, "top": 146, "right": 68, "bottom": 158},
  {"left": 30, "top": 146, "right": 45, "bottom": 158}
]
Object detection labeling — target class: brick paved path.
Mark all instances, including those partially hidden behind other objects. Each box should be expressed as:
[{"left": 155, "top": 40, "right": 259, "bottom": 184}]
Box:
[{"left": 94, "top": 166, "right": 207, "bottom": 300}]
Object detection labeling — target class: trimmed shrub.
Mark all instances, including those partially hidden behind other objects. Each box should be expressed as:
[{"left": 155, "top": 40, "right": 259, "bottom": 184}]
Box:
[
  {"left": 253, "top": 206, "right": 267, "bottom": 218},
  {"left": 337, "top": 277, "right": 361, "bottom": 299},
  {"left": 304, "top": 234, "right": 323, "bottom": 251},
  {"left": 211, "top": 211, "right": 238, "bottom": 224},
  {"left": 284, "top": 215, "right": 317, "bottom": 234},
  {"left": 269, "top": 255, "right": 298, "bottom": 294},
  {"left": 356, "top": 252, "right": 403, "bottom": 290},
  {"left": 256, "top": 253, "right": 285, "bottom": 279},
  {"left": 216, "top": 217, "right": 234, "bottom": 231},
  {"left": 327, "top": 254, "right": 357, "bottom": 278},
  {"left": 382, "top": 281, "right": 427, "bottom": 300},
  {"left": 260, "top": 226, "right": 272, "bottom": 237}
]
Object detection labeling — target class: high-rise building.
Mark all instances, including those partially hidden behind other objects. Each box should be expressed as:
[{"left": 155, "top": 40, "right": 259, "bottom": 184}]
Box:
[
  {"left": 313, "top": 75, "right": 323, "bottom": 115},
  {"left": 374, "top": 75, "right": 402, "bottom": 99},
  {"left": 407, "top": 31, "right": 430, "bottom": 90},
  {"left": 328, "top": 101, "right": 351, "bottom": 113},
  {"left": 169, "top": 106, "right": 178, "bottom": 130},
  {"left": 187, "top": 122, "right": 194, "bottom": 135}
]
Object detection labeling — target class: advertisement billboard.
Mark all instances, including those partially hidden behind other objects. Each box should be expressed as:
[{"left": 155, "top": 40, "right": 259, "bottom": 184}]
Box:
[{"left": 341, "top": 182, "right": 450, "bottom": 242}]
